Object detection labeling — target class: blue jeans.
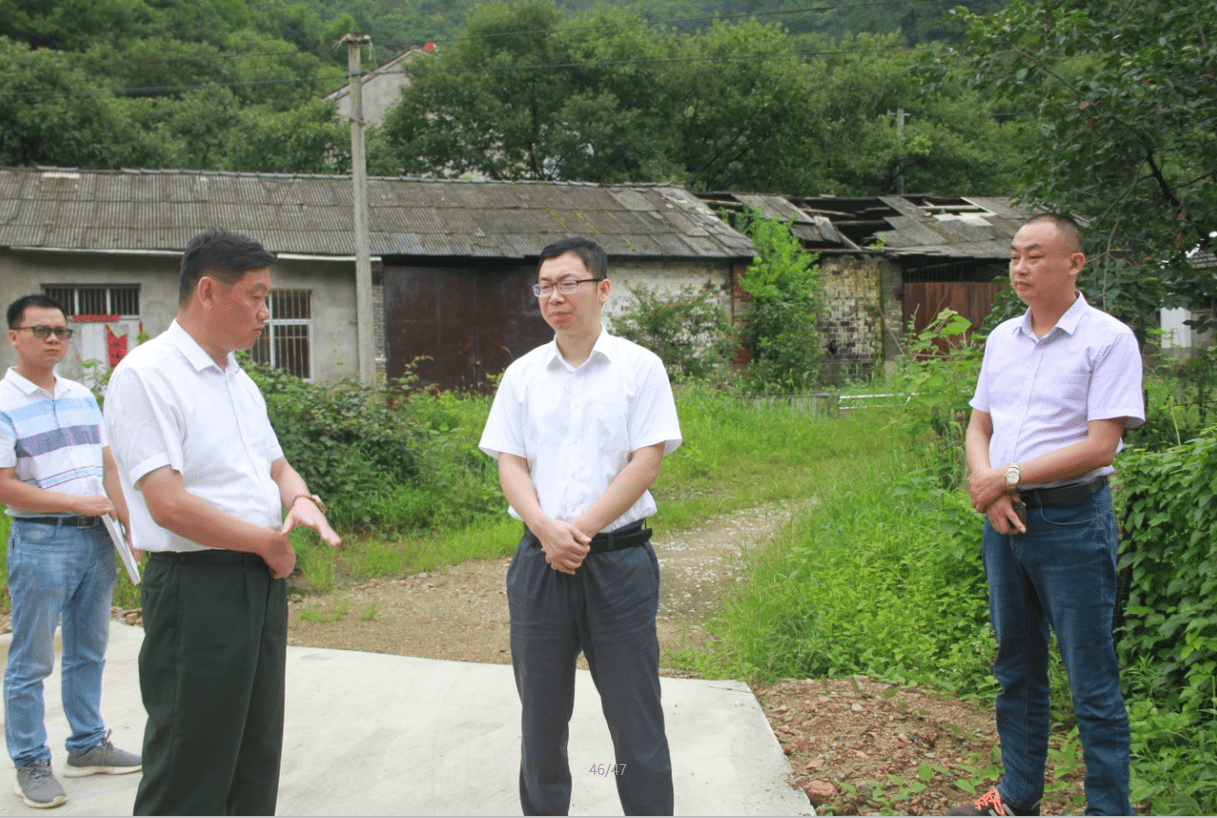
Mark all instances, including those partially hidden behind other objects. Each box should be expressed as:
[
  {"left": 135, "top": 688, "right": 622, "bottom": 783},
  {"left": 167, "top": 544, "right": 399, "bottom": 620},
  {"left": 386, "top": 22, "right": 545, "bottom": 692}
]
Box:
[
  {"left": 983, "top": 486, "right": 1131, "bottom": 816},
  {"left": 4, "top": 519, "right": 116, "bottom": 767}
]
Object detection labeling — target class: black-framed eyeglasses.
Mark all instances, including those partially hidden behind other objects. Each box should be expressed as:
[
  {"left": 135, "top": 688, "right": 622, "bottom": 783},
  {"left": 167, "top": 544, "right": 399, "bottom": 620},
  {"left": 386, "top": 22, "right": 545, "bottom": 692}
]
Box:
[
  {"left": 14, "top": 325, "right": 73, "bottom": 340},
  {"left": 532, "top": 278, "right": 602, "bottom": 298}
]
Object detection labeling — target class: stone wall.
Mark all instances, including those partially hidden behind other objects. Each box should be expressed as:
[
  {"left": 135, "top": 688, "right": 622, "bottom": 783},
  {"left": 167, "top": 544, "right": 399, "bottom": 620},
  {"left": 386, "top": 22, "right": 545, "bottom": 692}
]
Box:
[{"left": 815, "top": 254, "right": 903, "bottom": 381}]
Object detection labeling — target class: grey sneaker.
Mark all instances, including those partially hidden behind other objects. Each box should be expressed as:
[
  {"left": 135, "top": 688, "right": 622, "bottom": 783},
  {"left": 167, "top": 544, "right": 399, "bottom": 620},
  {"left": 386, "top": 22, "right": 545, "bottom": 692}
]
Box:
[
  {"left": 63, "top": 731, "right": 141, "bottom": 777},
  {"left": 13, "top": 758, "right": 67, "bottom": 809}
]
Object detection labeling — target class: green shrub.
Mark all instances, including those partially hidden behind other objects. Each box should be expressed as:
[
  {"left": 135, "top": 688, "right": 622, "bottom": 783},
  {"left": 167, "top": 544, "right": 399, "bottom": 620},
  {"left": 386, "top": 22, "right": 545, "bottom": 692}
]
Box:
[
  {"left": 887, "top": 309, "right": 982, "bottom": 490},
  {"left": 613, "top": 285, "right": 735, "bottom": 384},
  {"left": 1117, "top": 430, "right": 1217, "bottom": 813},
  {"left": 242, "top": 359, "right": 498, "bottom": 536},
  {"left": 736, "top": 209, "right": 825, "bottom": 393}
]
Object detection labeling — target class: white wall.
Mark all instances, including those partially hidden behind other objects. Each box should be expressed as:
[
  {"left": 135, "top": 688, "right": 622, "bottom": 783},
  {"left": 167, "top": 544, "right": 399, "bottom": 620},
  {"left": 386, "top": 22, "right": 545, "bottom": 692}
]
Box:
[
  {"left": 0, "top": 250, "right": 360, "bottom": 384},
  {"left": 602, "top": 259, "right": 733, "bottom": 328}
]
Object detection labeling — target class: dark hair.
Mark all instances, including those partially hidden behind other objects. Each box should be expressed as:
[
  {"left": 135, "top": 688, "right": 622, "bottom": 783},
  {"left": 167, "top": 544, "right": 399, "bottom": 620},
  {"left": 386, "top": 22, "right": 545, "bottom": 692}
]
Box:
[
  {"left": 7, "top": 294, "right": 66, "bottom": 329},
  {"left": 179, "top": 230, "right": 276, "bottom": 307},
  {"left": 536, "top": 236, "right": 609, "bottom": 279},
  {"left": 1025, "top": 213, "right": 1084, "bottom": 254}
]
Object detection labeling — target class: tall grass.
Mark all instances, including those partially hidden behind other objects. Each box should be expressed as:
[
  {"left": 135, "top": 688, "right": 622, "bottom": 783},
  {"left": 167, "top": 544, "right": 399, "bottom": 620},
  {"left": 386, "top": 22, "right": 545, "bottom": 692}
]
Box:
[
  {"left": 687, "top": 448, "right": 1000, "bottom": 698},
  {"left": 287, "top": 385, "right": 886, "bottom": 589}
]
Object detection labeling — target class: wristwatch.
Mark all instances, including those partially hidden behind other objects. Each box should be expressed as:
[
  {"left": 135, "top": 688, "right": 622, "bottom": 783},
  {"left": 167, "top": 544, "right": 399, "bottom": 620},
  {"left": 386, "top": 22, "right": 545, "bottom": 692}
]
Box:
[
  {"left": 292, "top": 493, "right": 327, "bottom": 515},
  {"left": 1005, "top": 463, "right": 1020, "bottom": 491}
]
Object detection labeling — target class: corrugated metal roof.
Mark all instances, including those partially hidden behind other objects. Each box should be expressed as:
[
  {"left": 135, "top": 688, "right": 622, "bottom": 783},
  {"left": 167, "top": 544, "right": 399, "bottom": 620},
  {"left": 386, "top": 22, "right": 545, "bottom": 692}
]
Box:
[{"left": 0, "top": 167, "right": 754, "bottom": 261}]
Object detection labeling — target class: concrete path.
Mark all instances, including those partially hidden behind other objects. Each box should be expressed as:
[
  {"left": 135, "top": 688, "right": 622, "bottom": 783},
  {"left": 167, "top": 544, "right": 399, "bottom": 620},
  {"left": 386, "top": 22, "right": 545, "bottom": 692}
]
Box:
[{"left": 0, "top": 624, "right": 810, "bottom": 815}]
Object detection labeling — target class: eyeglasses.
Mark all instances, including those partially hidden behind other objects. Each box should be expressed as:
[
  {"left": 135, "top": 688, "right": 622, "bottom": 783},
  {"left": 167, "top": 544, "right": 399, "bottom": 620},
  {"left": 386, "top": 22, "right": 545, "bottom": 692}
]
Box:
[
  {"left": 532, "top": 278, "right": 602, "bottom": 298},
  {"left": 14, "top": 325, "right": 74, "bottom": 340}
]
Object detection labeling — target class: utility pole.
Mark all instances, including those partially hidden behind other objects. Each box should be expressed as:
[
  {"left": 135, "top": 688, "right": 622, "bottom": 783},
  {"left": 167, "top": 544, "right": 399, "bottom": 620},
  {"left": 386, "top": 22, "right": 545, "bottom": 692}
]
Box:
[
  {"left": 887, "top": 107, "right": 908, "bottom": 195},
  {"left": 342, "top": 33, "right": 375, "bottom": 384}
]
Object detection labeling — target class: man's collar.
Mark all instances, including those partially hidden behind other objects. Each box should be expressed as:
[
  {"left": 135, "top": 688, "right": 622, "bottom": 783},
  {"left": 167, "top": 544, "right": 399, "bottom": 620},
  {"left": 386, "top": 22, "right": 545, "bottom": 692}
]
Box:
[
  {"left": 167, "top": 320, "right": 237, "bottom": 374},
  {"left": 545, "top": 325, "right": 613, "bottom": 369},
  {"left": 1016, "top": 290, "right": 1088, "bottom": 338},
  {"left": 3, "top": 366, "right": 61, "bottom": 397}
]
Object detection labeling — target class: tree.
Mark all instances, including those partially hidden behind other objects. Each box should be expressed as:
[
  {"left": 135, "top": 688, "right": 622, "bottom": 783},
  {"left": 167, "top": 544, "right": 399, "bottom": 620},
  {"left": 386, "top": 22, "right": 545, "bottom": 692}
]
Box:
[
  {"left": 381, "top": 1, "right": 821, "bottom": 188},
  {"left": 944, "top": 0, "right": 1217, "bottom": 329},
  {"left": 737, "top": 209, "right": 825, "bottom": 392},
  {"left": 809, "top": 32, "right": 1030, "bottom": 195}
]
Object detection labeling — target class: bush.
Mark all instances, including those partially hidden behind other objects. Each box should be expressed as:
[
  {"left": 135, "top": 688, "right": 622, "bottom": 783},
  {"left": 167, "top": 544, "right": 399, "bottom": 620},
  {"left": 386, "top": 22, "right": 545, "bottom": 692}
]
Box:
[
  {"left": 736, "top": 209, "right": 825, "bottom": 393},
  {"left": 1117, "top": 430, "right": 1217, "bottom": 813},
  {"left": 242, "top": 359, "right": 499, "bottom": 535},
  {"left": 612, "top": 285, "right": 735, "bottom": 384},
  {"left": 887, "top": 309, "right": 983, "bottom": 490}
]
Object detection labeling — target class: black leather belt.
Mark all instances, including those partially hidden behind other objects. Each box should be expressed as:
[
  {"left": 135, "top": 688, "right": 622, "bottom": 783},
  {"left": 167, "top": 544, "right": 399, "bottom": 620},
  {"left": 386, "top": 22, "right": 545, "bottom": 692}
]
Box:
[
  {"left": 149, "top": 549, "right": 265, "bottom": 566},
  {"left": 17, "top": 515, "right": 101, "bottom": 528},
  {"left": 525, "top": 520, "right": 652, "bottom": 555},
  {"left": 1018, "top": 475, "right": 1107, "bottom": 508}
]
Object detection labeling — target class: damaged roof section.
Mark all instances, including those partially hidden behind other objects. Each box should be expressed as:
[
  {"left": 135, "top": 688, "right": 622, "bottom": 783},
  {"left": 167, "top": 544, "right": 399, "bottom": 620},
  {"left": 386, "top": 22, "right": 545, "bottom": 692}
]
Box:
[
  {"left": 0, "top": 167, "right": 754, "bottom": 262},
  {"left": 696, "top": 192, "right": 1032, "bottom": 259}
]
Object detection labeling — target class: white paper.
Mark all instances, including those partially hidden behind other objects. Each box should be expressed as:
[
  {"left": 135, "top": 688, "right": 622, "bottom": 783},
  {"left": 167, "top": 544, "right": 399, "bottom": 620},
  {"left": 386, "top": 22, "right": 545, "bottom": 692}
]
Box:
[
  {"left": 104, "top": 513, "right": 140, "bottom": 585},
  {"left": 93, "top": 478, "right": 139, "bottom": 585}
]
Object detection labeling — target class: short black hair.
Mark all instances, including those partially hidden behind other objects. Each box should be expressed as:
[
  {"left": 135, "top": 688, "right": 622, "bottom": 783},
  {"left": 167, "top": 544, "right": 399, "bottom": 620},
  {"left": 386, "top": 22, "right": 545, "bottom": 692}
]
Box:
[
  {"left": 1025, "top": 213, "right": 1084, "bottom": 254},
  {"left": 537, "top": 236, "right": 609, "bottom": 279},
  {"left": 179, "top": 230, "right": 276, "bottom": 307},
  {"left": 7, "top": 294, "right": 66, "bottom": 330}
]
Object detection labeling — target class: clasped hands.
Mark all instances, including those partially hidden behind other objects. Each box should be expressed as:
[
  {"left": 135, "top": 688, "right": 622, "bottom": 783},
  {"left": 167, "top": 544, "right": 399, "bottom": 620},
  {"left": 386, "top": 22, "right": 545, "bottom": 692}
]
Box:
[
  {"left": 967, "top": 466, "right": 1026, "bottom": 536},
  {"left": 532, "top": 517, "right": 592, "bottom": 575}
]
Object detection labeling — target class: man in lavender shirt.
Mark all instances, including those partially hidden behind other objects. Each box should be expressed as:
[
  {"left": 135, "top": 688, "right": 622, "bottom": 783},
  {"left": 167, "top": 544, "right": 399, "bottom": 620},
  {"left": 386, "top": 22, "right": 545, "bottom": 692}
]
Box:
[{"left": 947, "top": 214, "right": 1143, "bottom": 817}]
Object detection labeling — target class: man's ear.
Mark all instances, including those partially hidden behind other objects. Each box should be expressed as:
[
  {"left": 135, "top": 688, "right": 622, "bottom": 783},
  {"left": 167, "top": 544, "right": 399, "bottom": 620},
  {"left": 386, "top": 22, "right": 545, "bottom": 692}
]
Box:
[
  {"left": 196, "top": 275, "right": 217, "bottom": 309},
  {"left": 597, "top": 278, "right": 611, "bottom": 304}
]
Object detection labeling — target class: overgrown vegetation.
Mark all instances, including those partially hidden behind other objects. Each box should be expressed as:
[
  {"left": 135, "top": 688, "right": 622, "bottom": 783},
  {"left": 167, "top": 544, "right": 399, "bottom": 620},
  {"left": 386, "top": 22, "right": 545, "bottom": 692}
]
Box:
[
  {"left": 612, "top": 285, "right": 735, "bottom": 384},
  {"left": 735, "top": 210, "right": 825, "bottom": 393}
]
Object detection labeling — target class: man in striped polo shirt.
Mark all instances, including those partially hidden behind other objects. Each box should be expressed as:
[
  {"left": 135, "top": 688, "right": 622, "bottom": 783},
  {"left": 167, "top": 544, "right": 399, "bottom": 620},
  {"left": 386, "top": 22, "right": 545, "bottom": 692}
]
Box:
[{"left": 0, "top": 295, "right": 141, "bottom": 809}]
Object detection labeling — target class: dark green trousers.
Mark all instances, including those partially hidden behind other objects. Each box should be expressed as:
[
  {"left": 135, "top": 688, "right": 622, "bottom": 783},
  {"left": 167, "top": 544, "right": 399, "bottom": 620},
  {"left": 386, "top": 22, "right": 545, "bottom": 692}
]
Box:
[{"left": 133, "top": 554, "right": 287, "bottom": 815}]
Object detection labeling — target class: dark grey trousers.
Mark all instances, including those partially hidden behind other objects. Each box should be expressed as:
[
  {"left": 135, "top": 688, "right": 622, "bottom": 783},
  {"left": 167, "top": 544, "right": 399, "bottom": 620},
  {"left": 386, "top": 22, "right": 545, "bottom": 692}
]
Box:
[{"left": 507, "top": 534, "right": 674, "bottom": 816}]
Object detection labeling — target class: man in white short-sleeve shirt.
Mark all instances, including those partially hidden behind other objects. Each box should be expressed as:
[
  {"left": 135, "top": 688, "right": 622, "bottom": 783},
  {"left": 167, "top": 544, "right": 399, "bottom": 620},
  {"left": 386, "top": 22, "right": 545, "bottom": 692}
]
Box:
[
  {"left": 104, "top": 230, "right": 341, "bottom": 815},
  {"left": 947, "top": 215, "right": 1143, "bottom": 817},
  {"left": 479, "top": 237, "right": 681, "bottom": 816}
]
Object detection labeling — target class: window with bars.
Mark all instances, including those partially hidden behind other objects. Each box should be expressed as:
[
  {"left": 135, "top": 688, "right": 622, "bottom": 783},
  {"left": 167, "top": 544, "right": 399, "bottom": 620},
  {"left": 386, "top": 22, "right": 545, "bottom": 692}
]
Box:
[
  {"left": 251, "top": 289, "right": 313, "bottom": 380},
  {"left": 43, "top": 286, "right": 140, "bottom": 317}
]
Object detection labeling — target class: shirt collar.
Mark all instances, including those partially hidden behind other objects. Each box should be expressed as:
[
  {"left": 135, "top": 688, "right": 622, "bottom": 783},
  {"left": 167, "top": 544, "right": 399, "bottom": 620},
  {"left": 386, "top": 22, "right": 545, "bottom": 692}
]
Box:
[
  {"left": 1016, "top": 290, "right": 1089, "bottom": 339},
  {"left": 166, "top": 320, "right": 239, "bottom": 374},
  {"left": 544, "top": 324, "right": 614, "bottom": 370},
  {"left": 3, "top": 366, "right": 62, "bottom": 398}
]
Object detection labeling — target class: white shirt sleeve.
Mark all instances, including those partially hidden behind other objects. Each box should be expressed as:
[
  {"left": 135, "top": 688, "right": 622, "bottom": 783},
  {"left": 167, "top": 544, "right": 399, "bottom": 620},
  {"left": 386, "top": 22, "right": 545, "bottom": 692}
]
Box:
[
  {"left": 478, "top": 363, "right": 526, "bottom": 460},
  {"left": 628, "top": 352, "right": 682, "bottom": 455},
  {"left": 103, "top": 365, "right": 180, "bottom": 489}
]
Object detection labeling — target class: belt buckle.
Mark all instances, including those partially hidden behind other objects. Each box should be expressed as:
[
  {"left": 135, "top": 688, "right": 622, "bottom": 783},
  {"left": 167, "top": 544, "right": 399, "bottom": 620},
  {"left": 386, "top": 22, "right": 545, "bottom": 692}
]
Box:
[{"left": 74, "top": 516, "right": 96, "bottom": 529}]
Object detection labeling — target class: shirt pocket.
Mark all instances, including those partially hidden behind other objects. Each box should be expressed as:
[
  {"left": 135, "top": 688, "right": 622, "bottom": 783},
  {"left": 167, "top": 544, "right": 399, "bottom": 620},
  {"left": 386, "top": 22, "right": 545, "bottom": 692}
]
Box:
[{"left": 588, "top": 399, "right": 631, "bottom": 456}]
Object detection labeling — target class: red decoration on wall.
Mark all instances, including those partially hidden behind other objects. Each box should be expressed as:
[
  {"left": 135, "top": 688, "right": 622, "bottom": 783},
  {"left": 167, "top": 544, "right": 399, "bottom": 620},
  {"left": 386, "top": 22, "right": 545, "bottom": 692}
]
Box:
[{"left": 106, "top": 326, "right": 128, "bottom": 367}]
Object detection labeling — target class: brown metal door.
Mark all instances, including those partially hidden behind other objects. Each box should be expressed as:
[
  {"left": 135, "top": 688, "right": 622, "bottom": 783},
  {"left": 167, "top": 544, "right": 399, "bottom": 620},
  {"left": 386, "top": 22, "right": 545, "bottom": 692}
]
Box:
[
  {"left": 384, "top": 265, "right": 550, "bottom": 391},
  {"left": 902, "top": 280, "right": 1000, "bottom": 350}
]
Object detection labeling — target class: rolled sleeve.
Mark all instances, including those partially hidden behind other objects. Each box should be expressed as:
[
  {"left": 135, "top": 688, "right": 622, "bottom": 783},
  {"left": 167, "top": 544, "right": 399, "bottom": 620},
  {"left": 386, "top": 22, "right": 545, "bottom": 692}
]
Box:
[{"left": 104, "top": 367, "right": 181, "bottom": 489}]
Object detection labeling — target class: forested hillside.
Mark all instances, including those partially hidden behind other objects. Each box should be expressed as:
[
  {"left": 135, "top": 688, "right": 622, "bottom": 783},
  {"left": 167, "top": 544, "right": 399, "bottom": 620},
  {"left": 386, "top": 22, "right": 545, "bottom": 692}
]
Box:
[{"left": 0, "top": 0, "right": 1029, "bottom": 196}]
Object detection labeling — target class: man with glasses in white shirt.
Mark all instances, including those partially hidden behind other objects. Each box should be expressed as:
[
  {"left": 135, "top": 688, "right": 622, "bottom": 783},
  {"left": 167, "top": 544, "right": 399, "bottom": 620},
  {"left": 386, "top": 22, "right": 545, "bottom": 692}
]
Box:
[
  {"left": 1, "top": 295, "right": 140, "bottom": 809},
  {"left": 480, "top": 237, "right": 682, "bottom": 815}
]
